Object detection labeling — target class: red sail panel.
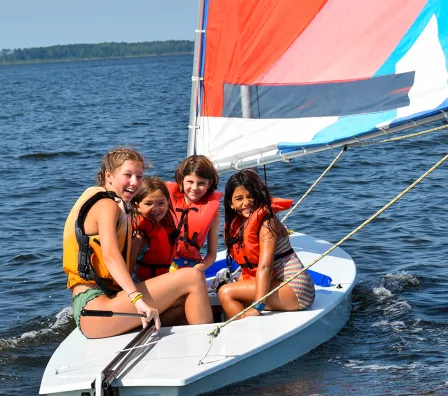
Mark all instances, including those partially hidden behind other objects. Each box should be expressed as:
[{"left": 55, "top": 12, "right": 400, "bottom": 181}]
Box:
[
  {"left": 257, "top": 0, "right": 428, "bottom": 84},
  {"left": 202, "top": 0, "right": 328, "bottom": 116}
]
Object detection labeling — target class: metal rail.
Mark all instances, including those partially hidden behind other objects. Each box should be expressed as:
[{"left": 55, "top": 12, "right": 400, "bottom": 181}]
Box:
[
  {"left": 187, "top": 0, "right": 206, "bottom": 156},
  {"left": 92, "top": 323, "right": 155, "bottom": 396}
]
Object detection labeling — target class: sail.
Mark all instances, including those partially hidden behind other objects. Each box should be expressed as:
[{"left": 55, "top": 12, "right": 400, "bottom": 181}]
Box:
[{"left": 188, "top": 0, "right": 448, "bottom": 172}]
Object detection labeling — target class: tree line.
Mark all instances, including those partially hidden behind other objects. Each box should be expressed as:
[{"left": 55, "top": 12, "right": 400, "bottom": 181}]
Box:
[{"left": 0, "top": 40, "right": 194, "bottom": 64}]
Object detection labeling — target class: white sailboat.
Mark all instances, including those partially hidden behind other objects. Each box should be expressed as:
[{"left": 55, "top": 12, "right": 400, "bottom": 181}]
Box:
[
  {"left": 40, "top": 237, "right": 355, "bottom": 396},
  {"left": 40, "top": 1, "right": 448, "bottom": 395}
]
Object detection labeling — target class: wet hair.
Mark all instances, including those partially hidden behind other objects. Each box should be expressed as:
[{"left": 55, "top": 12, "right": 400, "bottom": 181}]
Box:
[
  {"left": 223, "top": 169, "right": 275, "bottom": 252},
  {"left": 174, "top": 155, "right": 219, "bottom": 196},
  {"left": 131, "top": 176, "right": 176, "bottom": 229},
  {"left": 97, "top": 147, "right": 144, "bottom": 187}
]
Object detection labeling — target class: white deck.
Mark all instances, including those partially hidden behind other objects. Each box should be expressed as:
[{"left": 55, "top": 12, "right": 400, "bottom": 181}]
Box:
[{"left": 40, "top": 233, "right": 356, "bottom": 396}]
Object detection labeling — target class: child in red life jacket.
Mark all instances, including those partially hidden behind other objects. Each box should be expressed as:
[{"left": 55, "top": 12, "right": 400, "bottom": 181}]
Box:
[
  {"left": 218, "top": 170, "right": 315, "bottom": 320},
  {"left": 166, "top": 155, "right": 222, "bottom": 273},
  {"left": 130, "top": 177, "right": 178, "bottom": 282}
]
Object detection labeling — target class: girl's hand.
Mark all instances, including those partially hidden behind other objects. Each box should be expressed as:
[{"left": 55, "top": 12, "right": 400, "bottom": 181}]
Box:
[
  {"left": 240, "top": 308, "right": 261, "bottom": 319},
  {"left": 134, "top": 298, "right": 161, "bottom": 333},
  {"left": 194, "top": 263, "right": 206, "bottom": 273}
]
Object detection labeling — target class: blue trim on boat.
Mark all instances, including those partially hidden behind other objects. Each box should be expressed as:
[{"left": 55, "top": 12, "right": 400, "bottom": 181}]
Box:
[{"left": 206, "top": 258, "right": 332, "bottom": 287}]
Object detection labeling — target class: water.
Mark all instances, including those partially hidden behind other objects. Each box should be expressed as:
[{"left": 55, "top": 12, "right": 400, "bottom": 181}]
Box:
[{"left": 1, "top": 56, "right": 447, "bottom": 396}]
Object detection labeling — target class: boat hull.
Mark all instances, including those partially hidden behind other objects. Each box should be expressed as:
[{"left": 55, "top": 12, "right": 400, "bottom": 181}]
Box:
[{"left": 40, "top": 233, "right": 356, "bottom": 396}]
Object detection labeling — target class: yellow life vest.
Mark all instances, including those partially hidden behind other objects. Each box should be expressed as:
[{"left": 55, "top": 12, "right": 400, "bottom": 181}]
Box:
[{"left": 63, "top": 187, "right": 131, "bottom": 295}]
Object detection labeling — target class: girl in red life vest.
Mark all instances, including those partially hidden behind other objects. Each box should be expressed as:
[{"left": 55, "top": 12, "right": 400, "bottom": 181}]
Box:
[
  {"left": 218, "top": 170, "right": 315, "bottom": 320},
  {"left": 166, "top": 155, "right": 222, "bottom": 273},
  {"left": 130, "top": 177, "right": 178, "bottom": 282}
]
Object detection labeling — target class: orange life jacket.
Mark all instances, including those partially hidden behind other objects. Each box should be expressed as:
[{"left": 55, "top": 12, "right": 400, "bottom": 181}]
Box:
[
  {"left": 228, "top": 198, "right": 294, "bottom": 280},
  {"left": 167, "top": 181, "right": 222, "bottom": 261},
  {"left": 132, "top": 215, "right": 177, "bottom": 280},
  {"left": 63, "top": 187, "right": 131, "bottom": 295}
]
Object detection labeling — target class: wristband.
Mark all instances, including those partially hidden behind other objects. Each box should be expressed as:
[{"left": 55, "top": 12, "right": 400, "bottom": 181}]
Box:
[
  {"left": 131, "top": 293, "right": 143, "bottom": 304},
  {"left": 252, "top": 301, "right": 266, "bottom": 312}
]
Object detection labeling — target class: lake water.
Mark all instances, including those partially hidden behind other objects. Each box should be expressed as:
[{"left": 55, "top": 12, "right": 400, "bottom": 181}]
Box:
[{"left": 0, "top": 55, "right": 447, "bottom": 396}]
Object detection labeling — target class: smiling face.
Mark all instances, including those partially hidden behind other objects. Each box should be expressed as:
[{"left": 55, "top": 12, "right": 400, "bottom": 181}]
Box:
[
  {"left": 230, "top": 185, "right": 255, "bottom": 218},
  {"left": 182, "top": 173, "right": 211, "bottom": 204},
  {"left": 105, "top": 160, "right": 144, "bottom": 203},
  {"left": 137, "top": 189, "right": 169, "bottom": 223}
]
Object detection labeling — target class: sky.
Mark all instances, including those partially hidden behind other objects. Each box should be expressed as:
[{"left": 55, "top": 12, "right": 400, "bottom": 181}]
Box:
[{"left": 0, "top": 0, "right": 199, "bottom": 50}]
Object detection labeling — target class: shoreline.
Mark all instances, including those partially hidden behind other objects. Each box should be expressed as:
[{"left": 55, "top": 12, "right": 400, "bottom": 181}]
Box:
[{"left": 0, "top": 52, "right": 193, "bottom": 67}]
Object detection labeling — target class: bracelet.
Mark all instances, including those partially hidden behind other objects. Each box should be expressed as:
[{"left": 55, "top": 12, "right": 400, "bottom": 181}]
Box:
[
  {"left": 131, "top": 293, "right": 143, "bottom": 304},
  {"left": 252, "top": 301, "right": 266, "bottom": 312},
  {"left": 127, "top": 290, "right": 139, "bottom": 298}
]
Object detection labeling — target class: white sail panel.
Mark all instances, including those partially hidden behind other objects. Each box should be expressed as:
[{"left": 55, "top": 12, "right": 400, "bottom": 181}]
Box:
[
  {"left": 196, "top": 116, "right": 338, "bottom": 164},
  {"left": 394, "top": 16, "right": 448, "bottom": 121}
]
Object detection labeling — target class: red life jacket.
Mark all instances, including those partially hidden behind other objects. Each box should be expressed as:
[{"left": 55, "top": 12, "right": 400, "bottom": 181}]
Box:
[
  {"left": 167, "top": 181, "right": 222, "bottom": 261},
  {"left": 133, "top": 215, "right": 177, "bottom": 280},
  {"left": 228, "top": 198, "right": 294, "bottom": 280}
]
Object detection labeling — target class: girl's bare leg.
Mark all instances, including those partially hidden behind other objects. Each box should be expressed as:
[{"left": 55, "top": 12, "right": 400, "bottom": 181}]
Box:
[
  {"left": 159, "top": 296, "right": 187, "bottom": 326},
  {"left": 80, "top": 268, "right": 212, "bottom": 338},
  {"left": 218, "top": 279, "right": 299, "bottom": 319},
  {"left": 140, "top": 269, "right": 213, "bottom": 324}
]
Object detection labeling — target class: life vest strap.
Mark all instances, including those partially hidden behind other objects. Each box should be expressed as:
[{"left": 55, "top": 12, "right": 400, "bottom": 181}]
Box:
[
  {"left": 238, "top": 248, "right": 295, "bottom": 269},
  {"left": 239, "top": 255, "right": 255, "bottom": 270},
  {"left": 227, "top": 236, "right": 241, "bottom": 248},
  {"left": 187, "top": 232, "right": 201, "bottom": 251},
  {"left": 176, "top": 207, "right": 201, "bottom": 252},
  {"left": 136, "top": 261, "right": 171, "bottom": 279},
  {"left": 77, "top": 191, "right": 118, "bottom": 232},
  {"left": 274, "top": 247, "right": 294, "bottom": 261},
  {"left": 75, "top": 190, "right": 123, "bottom": 297},
  {"left": 168, "top": 229, "right": 180, "bottom": 246},
  {"left": 75, "top": 221, "right": 94, "bottom": 280}
]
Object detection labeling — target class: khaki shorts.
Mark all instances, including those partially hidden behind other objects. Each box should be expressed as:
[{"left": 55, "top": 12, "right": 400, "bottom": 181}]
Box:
[{"left": 72, "top": 288, "right": 105, "bottom": 334}]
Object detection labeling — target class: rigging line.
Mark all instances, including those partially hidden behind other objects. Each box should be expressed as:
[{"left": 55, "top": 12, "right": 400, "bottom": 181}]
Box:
[
  {"left": 351, "top": 123, "right": 448, "bottom": 147},
  {"left": 55, "top": 330, "right": 208, "bottom": 374},
  {"left": 281, "top": 147, "right": 347, "bottom": 224},
  {"left": 198, "top": 333, "right": 215, "bottom": 365},
  {"left": 207, "top": 153, "right": 448, "bottom": 339}
]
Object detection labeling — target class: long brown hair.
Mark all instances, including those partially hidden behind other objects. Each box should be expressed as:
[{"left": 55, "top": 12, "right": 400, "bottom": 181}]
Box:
[
  {"left": 131, "top": 176, "right": 176, "bottom": 230},
  {"left": 224, "top": 169, "right": 275, "bottom": 252}
]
